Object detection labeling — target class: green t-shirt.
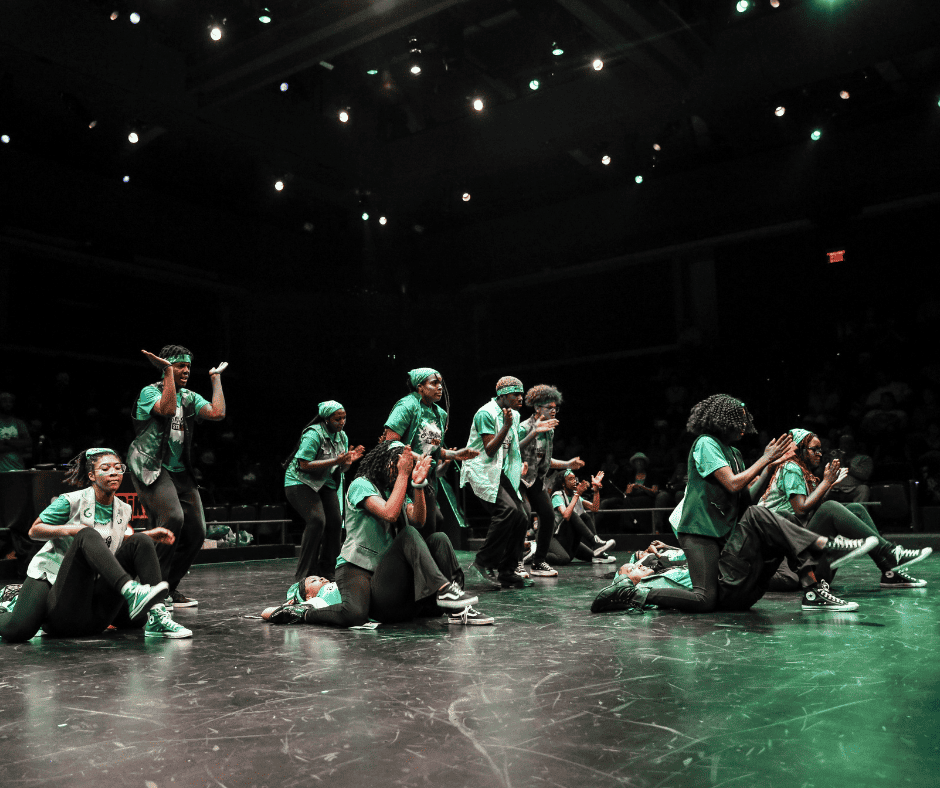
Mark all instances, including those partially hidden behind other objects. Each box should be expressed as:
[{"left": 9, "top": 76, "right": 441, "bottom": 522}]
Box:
[
  {"left": 284, "top": 425, "right": 348, "bottom": 490},
  {"left": 676, "top": 435, "right": 744, "bottom": 539},
  {"left": 40, "top": 496, "right": 114, "bottom": 525},
  {"left": 336, "top": 478, "right": 396, "bottom": 571},
  {"left": 0, "top": 416, "right": 28, "bottom": 472},
  {"left": 135, "top": 386, "right": 211, "bottom": 472},
  {"left": 759, "top": 461, "right": 809, "bottom": 518},
  {"left": 691, "top": 437, "right": 731, "bottom": 478},
  {"left": 473, "top": 404, "right": 522, "bottom": 482},
  {"left": 385, "top": 395, "right": 447, "bottom": 491}
]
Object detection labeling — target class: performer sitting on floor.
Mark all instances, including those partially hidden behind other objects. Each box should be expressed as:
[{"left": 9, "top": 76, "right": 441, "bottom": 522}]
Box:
[
  {"left": 517, "top": 384, "right": 586, "bottom": 578},
  {"left": 382, "top": 368, "right": 479, "bottom": 538},
  {"left": 267, "top": 442, "right": 491, "bottom": 627},
  {"left": 546, "top": 470, "right": 615, "bottom": 565},
  {"left": 0, "top": 448, "right": 191, "bottom": 643},
  {"left": 591, "top": 508, "right": 876, "bottom": 614},
  {"left": 128, "top": 346, "right": 227, "bottom": 609},
  {"left": 284, "top": 401, "right": 365, "bottom": 582},
  {"left": 759, "top": 428, "right": 931, "bottom": 590}
]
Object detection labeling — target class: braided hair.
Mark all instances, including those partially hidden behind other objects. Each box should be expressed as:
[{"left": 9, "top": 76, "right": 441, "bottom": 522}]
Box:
[
  {"left": 525, "top": 384, "right": 563, "bottom": 408},
  {"left": 762, "top": 432, "right": 819, "bottom": 502},
  {"left": 64, "top": 448, "right": 123, "bottom": 488},
  {"left": 686, "top": 394, "right": 756, "bottom": 439},
  {"left": 356, "top": 441, "right": 407, "bottom": 491},
  {"left": 282, "top": 414, "right": 327, "bottom": 469},
  {"left": 159, "top": 344, "right": 192, "bottom": 362}
]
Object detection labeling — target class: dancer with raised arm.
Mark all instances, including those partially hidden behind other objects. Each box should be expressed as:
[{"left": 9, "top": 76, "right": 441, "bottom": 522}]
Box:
[{"left": 128, "top": 346, "right": 226, "bottom": 608}]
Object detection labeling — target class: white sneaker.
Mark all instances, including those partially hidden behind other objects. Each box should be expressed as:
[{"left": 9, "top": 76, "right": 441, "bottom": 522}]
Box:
[
  {"left": 515, "top": 561, "right": 530, "bottom": 579},
  {"left": 592, "top": 552, "right": 617, "bottom": 564},
  {"left": 448, "top": 606, "right": 495, "bottom": 625},
  {"left": 593, "top": 539, "right": 616, "bottom": 557},
  {"left": 529, "top": 561, "right": 558, "bottom": 577}
]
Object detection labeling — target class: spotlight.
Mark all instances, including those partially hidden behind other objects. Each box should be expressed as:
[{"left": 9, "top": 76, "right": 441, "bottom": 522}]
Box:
[
  {"left": 770, "top": 0, "right": 780, "bottom": 7},
  {"left": 379, "top": 216, "right": 387, "bottom": 225},
  {"left": 811, "top": 129, "right": 822, "bottom": 141},
  {"left": 362, "top": 212, "right": 369, "bottom": 221},
  {"left": 529, "top": 79, "right": 540, "bottom": 91},
  {"left": 775, "top": 106, "right": 785, "bottom": 117},
  {"left": 653, "top": 143, "right": 661, "bottom": 151},
  {"left": 110, "top": 11, "right": 118, "bottom": 21},
  {"left": 210, "top": 26, "right": 222, "bottom": 41},
  {"left": 259, "top": 8, "right": 272, "bottom": 23},
  {"left": 592, "top": 59, "right": 603, "bottom": 71},
  {"left": 129, "top": 12, "right": 140, "bottom": 24},
  {"left": 601, "top": 155, "right": 611, "bottom": 165},
  {"left": 462, "top": 192, "right": 471, "bottom": 201},
  {"left": 339, "top": 110, "right": 349, "bottom": 123},
  {"left": 840, "top": 90, "right": 850, "bottom": 99},
  {"left": 275, "top": 180, "right": 284, "bottom": 191},
  {"left": 122, "top": 175, "right": 130, "bottom": 183},
  {"left": 366, "top": 69, "right": 379, "bottom": 75},
  {"left": 280, "top": 82, "right": 289, "bottom": 92},
  {"left": 472, "top": 98, "right": 484, "bottom": 111},
  {"left": 736, "top": 1, "right": 749, "bottom": 12},
  {"left": 552, "top": 43, "right": 564, "bottom": 56},
  {"left": 634, "top": 175, "right": 643, "bottom": 184},
  {"left": 128, "top": 131, "right": 139, "bottom": 143},
  {"left": 410, "top": 65, "right": 422, "bottom": 75},
  {"left": 88, "top": 120, "right": 98, "bottom": 129},
  {"left": 0, "top": 135, "right": 9, "bottom": 144}
]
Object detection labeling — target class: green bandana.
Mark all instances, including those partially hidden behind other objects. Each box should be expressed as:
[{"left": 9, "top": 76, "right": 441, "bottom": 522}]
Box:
[
  {"left": 318, "top": 401, "right": 344, "bottom": 419},
  {"left": 165, "top": 354, "right": 192, "bottom": 364},
  {"left": 285, "top": 581, "right": 305, "bottom": 605},
  {"left": 495, "top": 376, "right": 524, "bottom": 396},
  {"left": 789, "top": 428, "right": 813, "bottom": 447},
  {"left": 85, "top": 447, "right": 117, "bottom": 458},
  {"left": 409, "top": 368, "right": 440, "bottom": 390}
]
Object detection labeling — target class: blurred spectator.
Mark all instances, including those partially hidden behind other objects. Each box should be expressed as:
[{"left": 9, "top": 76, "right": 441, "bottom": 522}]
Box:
[
  {"left": 0, "top": 392, "right": 31, "bottom": 471},
  {"left": 826, "top": 432, "right": 873, "bottom": 504}
]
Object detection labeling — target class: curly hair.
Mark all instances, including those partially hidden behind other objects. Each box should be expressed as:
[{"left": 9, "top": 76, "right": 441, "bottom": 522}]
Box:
[
  {"left": 686, "top": 394, "right": 756, "bottom": 438},
  {"left": 65, "top": 448, "right": 123, "bottom": 488},
  {"left": 356, "top": 441, "right": 407, "bottom": 491},
  {"left": 762, "top": 432, "right": 819, "bottom": 502},
  {"left": 159, "top": 344, "right": 193, "bottom": 362},
  {"left": 525, "top": 384, "right": 563, "bottom": 408}
]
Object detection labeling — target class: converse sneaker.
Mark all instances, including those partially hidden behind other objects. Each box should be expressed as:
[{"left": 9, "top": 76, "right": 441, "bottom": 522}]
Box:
[
  {"left": 515, "top": 561, "right": 531, "bottom": 579},
  {"left": 268, "top": 603, "right": 308, "bottom": 625},
  {"left": 801, "top": 581, "right": 859, "bottom": 612},
  {"left": 468, "top": 560, "right": 501, "bottom": 590},
  {"left": 170, "top": 589, "right": 199, "bottom": 608},
  {"left": 436, "top": 582, "right": 479, "bottom": 610},
  {"left": 529, "top": 561, "right": 558, "bottom": 577},
  {"left": 825, "top": 535, "right": 879, "bottom": 569},
  {"left": 592, "top": 552, "right": 617, "bottom": 564},
  {"left": 122, "top": 580, "right": 169, "bottom": 619},
  {"left": 448, "top": 606, "right": 495, "bottom": 625},
  {"left": 144, "top": 604, "right": 193, "bottom": 638},
  {"left": 593, "top": 538, "right": 617, "bottom": 557},
  {"left": 498, "top": 570, "right": 533, "bottom": 588},
  {"left": 591, "top": 582, "right": 646, "bottom": 614},
  {"left": 0, "top": 583, "right": 21, "bottom": 613},
  {"left": 880, "top": 569, "right": 927, "bottom": 588},
  {"left": 884, "top": 545, "right": 932, "bottom": 572}
]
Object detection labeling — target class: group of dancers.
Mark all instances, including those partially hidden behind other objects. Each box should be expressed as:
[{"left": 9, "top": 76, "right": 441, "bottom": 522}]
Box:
[{"left": 1, "top": 350, "right": 934, "bottom": 645}]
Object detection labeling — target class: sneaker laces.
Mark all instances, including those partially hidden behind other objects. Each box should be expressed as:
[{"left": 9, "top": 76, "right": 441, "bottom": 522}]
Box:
[
  {"left": 814, "top": 581, "right": 845, "bottom": 603},
  {"left": 456, "top": 605, "right": 474, "bottom": 624},
  {"left": 892, "top": 546, "right": 920, "bottom": 560}
]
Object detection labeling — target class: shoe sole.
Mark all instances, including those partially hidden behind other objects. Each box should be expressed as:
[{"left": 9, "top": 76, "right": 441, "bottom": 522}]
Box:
[
  {"left": 880, "top": 581, "right": 927, "bottom": 588},
  {"left": 499, "top": 578, "right": 533, "bottom": 588},
  {"left": 801, "top": 603, "right": 859, "bottom": 612},
  {"left": 830, "top": 536, "right": 879, "bottom": 569},
  {"left": 593, "top": 540, "right": 617, "bottom": 557},
  {"left": 890, "top": 547, "right": 932, "bottom": 571},
  {"left": 592, "top": 557, "right": 616, "bottom": 563},
  {"left": 529, "top": 571, "right": 558, "bottom": 577},
  {"left": 468, "top": 562, "right": 501, "bottom": 590},
  {"left": 171, "top": 600, "right": 199, "bottom": 607},
  {"left": 437, "top": 594, "right": 480, "bottom": 610},
  {"left": 448, "top": 617, "right": 495, "bottom": 625},
  {"left": 144, "top": 629, "right": 193, "bottom": 639},
  {"left": 129, "top": 581, "right": 169, "bottom": 619}
]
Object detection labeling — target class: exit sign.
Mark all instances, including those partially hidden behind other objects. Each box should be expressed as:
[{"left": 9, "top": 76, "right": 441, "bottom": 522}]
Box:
[{"left": 827, "top": 250, "right": 845, "bottom": 263}]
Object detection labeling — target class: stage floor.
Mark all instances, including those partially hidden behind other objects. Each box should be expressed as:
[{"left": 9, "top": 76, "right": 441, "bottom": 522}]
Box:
[{"left": 2, "top": 552, "right": 938, "bottom": 788}]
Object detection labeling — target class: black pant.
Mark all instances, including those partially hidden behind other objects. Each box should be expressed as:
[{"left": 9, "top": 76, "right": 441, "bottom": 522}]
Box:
[
  {"left": 475, "top": 474, "right": 529, "bottom": 572},
  {"left": 131, "top": 469, "right": 206, "bottom": 591},
  {"left": 547, "top": 512, "right": 597, "bottom": 564},
  {"left": 523, "top": 482, "right": 556, "bottom": 564},
  {"left": 415, "top": 483, "right": 444, "bottom": 540},
  {"left": 0, "top": 531, "right": 161, "bottom": 643},
  {"left": 285, "top": 484, "right": 342, "bottom": 581},
  {"left": 302, "top": 527, "right": 459, "bottom": 627}
]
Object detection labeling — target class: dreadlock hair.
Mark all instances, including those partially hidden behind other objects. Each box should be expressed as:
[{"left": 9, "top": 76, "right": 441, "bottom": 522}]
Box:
[
  {"left": 551, "top": 470, "right": 574, "bottom": 494},
  {"left": 159, "top": 345, "right": 193, "bottom": 362},
  {"left": 65, "top": 448, "right": 123, "bottom": 488},
  {"left": 762, "top": 432, "right": 819, "bottom": 502},
  {"left": 356, "top": 441, "right": 407, "bottom": 491},
  {"left": 686, "top": 394, "right": 757, "bottom": 440},
  {"left": 406, "top": 371, "right": 452, "bottom": 435},
  {"left": 282, "top": 413, "right": 328, "bottom": 469},
  {"left": 525, "top": 384, "right": 563, "bottom": 408}
]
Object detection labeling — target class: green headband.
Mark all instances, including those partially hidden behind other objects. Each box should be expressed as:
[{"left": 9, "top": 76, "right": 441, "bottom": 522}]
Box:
[
  {"left": 285, "top": 581, "right": 305, "bottom": 605},
  {"left": 409, "top": 368, "right": 440, "bottom": 389},
  {"left": 165, "top": 354, "right": 192, "bottom": 364},
  {"left": 496, "top": 376, "right": 524, "bottom": 396},
  {"left": 790, "top": 428, "right": 813, "bottom": 447},
  {"left": 85, "top": 447, "right": 117, "bottom": 458},
  {"left": 318, "top": 401, "right": 344, "bottom": 419}
]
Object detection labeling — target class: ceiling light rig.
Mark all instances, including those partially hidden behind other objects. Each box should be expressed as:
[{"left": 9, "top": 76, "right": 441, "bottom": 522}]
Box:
[
  {"left": 259, "top": 8, "right": 272, "bottom": 24},
  {"left": 280, "top": 82, "right": 289, "bottom": 92},
  {"left": 634, "top": 175, "right": 644, "bottom": 184},
  {"left": 339, "top": 109, "right": 350, "bottom": 123},
  {"left": 775, "top": 105, "right": 786, "bottom": 117},
  {"left": 736, "top": 1, "right": 749, "bottom": 13},
  {"left": 210, "top": 25, "right": 223, "bottom": 41},
  {"left": 840, "top": 90, "right": 850, "bottom": 99},
  {"left": 592, "top": 59, "right": 604, "bottom": 71},
  {"left": 274, "top": 180, "right": 284, "bottom": 191},
  {"left": 122, "top": 175, "right": 130, "bottom": 183},
  {"left": 529, "top": 79, "right": 540, "bottom": 91},
  {"left": 472, "top": 98, "right": 484, "bottom": 112},
  {"left": 0, "top": 134, "right": 10, "bottom": 144},
  {"left": 601, "top": 155, "right": 611, "bottom": 165},
  {"left": 110, "top": 11, "right": 119, "bottom": 21},
  {"left": 129, "top": 12, "right": 140, "bottom": 25},
  {"left": 552, "top": 43, "right": 564, "bottom": 56},
  {"left": 653, "top": 143, "right": 661, "bottom": 151},
  {"left": 811, "top": 129, "right": 822, "bottom": 141},
  {"left": 770, "top": 0, "right": 780, "bottom": 7},
  {"left": 128, "top": 131, "right": 139, "bottom": 144},
  {"left": 462, "top": 192, "right": 471, "bottom": 202},
  {"left": 408, "top": 38, "right": 422, "bottom": 77},
  {"left": 379, "top": 216, "right": 388, "bottom": 225},
  {"left": 362, "top": 212, "right": 369, "bottom": 221},
  {"left": 366, "top": 69, "right": 379, "bottom": 76}
]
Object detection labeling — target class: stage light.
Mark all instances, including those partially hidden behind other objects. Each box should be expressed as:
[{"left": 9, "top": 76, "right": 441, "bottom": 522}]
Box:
[
  {"left": 840, "top": 90, "right": 850, "bottom": 99},
  {"left": 0, "top": 135, "right": 9, "bottom": 144},
  {"left": 592, "top": 59, "right": 603, "bottom": 71},
  {"left": 362, "top": 212, "right": 369, "bottom": 221},
  {"left": 128, "top": 131, "right": 139, "bottom": 143},
  {"left": 110, "top": 11, "right": 118, "bottom": 21},
  {"left": 122, "top": 175, "right": 130, "bottom": 183},
  {"left": 770, "top": 0, "right": 780, "bottom": 7},
  {"left": 462, "top": 192, "right": 471, "bottom": 201},
  {"left": 129, "top": 12, "right": 140, "bottom": 24},
  {"left": 259, "top": 8, "right": 272, "bottom": 23},
  {"left": 472, "top": 98, "right": 484, "bottom": 111},
  {"left": 367, "top": 69, "right": 379, "bottom": 75},
  {"left": 529, "top": 79, "right": 540, "bottom": 91},
  {"left": 601, "top": 155, "right": 611, "bottom": 165},
  {"left": 736, "top": 1, "right": 749, "bottom": 12},
  {"left": 339, "top": 110, "right": 349, "bottom": 123},
  {"left": 274, "top": 180, "right": 284, "bottom": 191},
  {"left": 653, "top": 143, "right": 661, "bottom": 151},
  {"left": 634, "top": 175, "right": 643, "bottom": 184},
  {"left": 552, "top": 43, "right": 564, "bottom": 56},
  {"left": 210, "top": 26, "right": 222, "bottom": 41},
  {"left": 88, "top": 120, "right": 97, "bottom": 129},
  {"left": 775, "top": 105, "right": 785, "bottom": 116},
  {"left": 280, "top": 82, "right": 289, "bottom": 92},
  {"left": 410, "top": 65, "right": 422, "bottom": 75},
  {"left": 811, "top": 129, "right": 822, "bottom": 141},
  {"left": 379, "top": 216, "right": 387, "bottom": 225}
]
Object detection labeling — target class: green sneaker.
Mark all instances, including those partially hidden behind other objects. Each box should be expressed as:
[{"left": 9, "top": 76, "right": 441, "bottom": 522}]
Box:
[
  {"left": 144, "top": 604, "right": 193, "bottom": 639},
  {"left": 122, "top": 580, "right": 169, "bottom": 619}
]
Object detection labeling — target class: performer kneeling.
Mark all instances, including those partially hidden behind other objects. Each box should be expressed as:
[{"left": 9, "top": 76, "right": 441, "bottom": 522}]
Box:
[
  {"left": 0, "top": 449, "right": 191, "bottom": 643},
  {"left": 267, "top": 442, "right": 491, "bottom": 627}
]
